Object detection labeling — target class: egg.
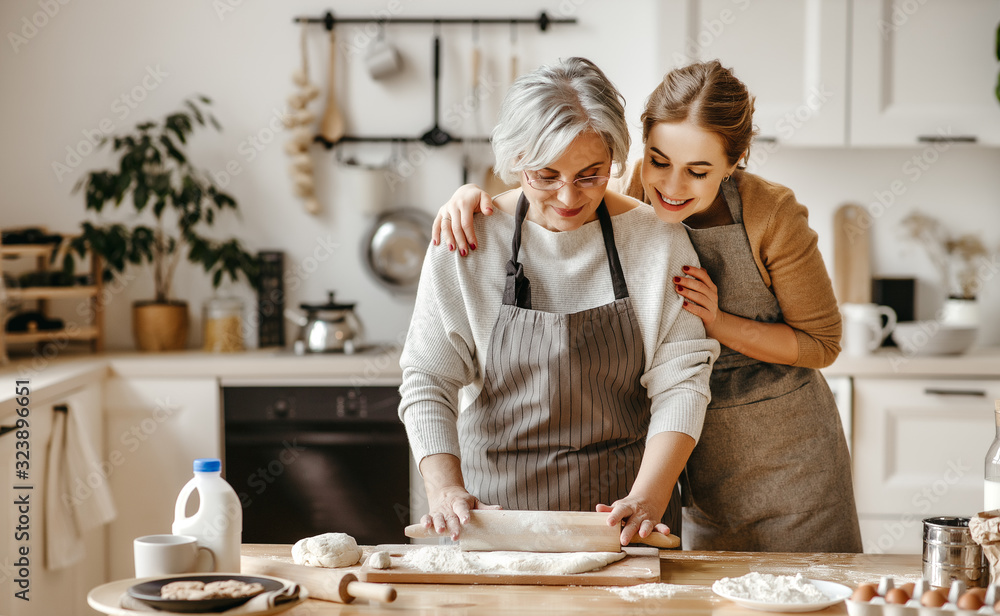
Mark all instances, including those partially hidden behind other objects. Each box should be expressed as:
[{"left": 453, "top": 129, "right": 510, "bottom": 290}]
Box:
[
  {"left": 965, "top": 587, "right": 987, "bottom": 600},
  {"left": 898, "top": 582, "right": 915, "bottom": 596},
  {"left": 956, "top": 591, "right": 984, "bottom": 610},
  {"left": 885, "top": 588, "right": 910, "bottom": 604},
  {"left": 851, "top": 584, "right": 878, "bottom": 602},
  {"left": 921, "top": 590, "right": 947, "bottom": 607}
]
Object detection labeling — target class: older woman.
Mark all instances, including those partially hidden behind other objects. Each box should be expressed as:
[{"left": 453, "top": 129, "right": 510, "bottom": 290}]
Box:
[{"left": 399, "top": 57, "right": 718, "bottom": 545}]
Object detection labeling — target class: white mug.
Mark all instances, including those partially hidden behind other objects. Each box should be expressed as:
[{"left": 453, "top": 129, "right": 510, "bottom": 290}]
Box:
[
  {"left": 134, "top": 534, "right": 215, "bottom": 578},
  {"left": 365, "top": 37, "right": 402, "bottom": 79},
  {"left": 841, "top": 303, "right": 897, "bottom": 356}
]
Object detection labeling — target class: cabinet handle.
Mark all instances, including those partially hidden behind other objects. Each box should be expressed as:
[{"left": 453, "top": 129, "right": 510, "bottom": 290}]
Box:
[
  {"left": 756, "top": 136, "right": 777, "bottom": 144},
  {"left": 923, "top": 388, "right": 986, "bottom": 397},
  {"left": 917, "top": 135, "right": 977, "bottom": 144}
]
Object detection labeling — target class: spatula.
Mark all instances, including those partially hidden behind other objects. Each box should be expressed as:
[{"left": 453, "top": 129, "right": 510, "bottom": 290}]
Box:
[{"left": 404, "top": 510, "right": 680, "bottom": 553}]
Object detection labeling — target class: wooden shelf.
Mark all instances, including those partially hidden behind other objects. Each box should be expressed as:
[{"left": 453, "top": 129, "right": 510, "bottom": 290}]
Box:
[
  {"left": 0, "top": 244, "right": 57, "bottom": 257},
  {"left": 7, "top": 285, "right": 98, "bottom": 300},
  {"left": 4, "top": 325, "right": 101, "bottom": 344}
]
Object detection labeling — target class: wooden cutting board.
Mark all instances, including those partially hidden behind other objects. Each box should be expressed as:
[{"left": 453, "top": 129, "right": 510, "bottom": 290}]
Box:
[{"left": 359, "top": 544, "right": 660, "bottom": 586}]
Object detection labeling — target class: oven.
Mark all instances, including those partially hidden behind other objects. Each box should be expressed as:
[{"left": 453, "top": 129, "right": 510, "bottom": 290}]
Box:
[{"left": 221, "top": 382, "right": 411, "bottom": 546}]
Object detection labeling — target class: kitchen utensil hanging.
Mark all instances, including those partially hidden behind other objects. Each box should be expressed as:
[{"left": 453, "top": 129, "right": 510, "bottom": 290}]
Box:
[
  {"left": 284, "top": 23, "right": 322, "bottom": 214},
  {"left": 292, "top": 11, "right": 577, "bottom": 147},
  {"left": 362, "top": 140, "right": 434, "bottom": 294}
]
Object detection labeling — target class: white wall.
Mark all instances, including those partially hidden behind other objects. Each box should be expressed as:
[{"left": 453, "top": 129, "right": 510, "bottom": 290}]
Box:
[{"left": 1, "top": 0, "right": 998, "bottom": 351}]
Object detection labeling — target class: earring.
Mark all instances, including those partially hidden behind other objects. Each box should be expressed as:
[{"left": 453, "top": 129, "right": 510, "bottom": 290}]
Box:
[{"left": 723, "top": 175, "right": 731, "bottom": 182}]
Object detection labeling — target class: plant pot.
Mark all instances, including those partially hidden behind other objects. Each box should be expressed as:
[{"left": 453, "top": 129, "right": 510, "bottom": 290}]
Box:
[
  {"left": 941, "top": 296, "right": 979, "bottom": 328},
  {"left": 133, "top": 301, "right": 189, "bottom": 351}
]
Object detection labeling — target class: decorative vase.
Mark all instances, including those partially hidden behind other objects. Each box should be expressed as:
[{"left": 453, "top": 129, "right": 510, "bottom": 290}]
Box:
[
  {"left": 133, "top": 301, "right": 189, "bottom": 351},
  {"left": 941, "top": 296, "right": 979, "bottom": 328}
]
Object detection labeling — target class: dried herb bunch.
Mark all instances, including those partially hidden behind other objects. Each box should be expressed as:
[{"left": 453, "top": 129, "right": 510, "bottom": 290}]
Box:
[{"left": 901, "top": 211, "right": 990, "bottom": 300}]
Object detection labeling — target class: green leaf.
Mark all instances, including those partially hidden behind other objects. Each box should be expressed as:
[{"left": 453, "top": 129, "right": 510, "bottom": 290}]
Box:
[{"left": 159, "top": 134, "right": 187, "bottom": 165}]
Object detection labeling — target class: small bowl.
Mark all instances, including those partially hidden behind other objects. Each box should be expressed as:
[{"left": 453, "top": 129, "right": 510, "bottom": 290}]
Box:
[{"left": 890, "top": 322, "right": 977, "bottom": 356}]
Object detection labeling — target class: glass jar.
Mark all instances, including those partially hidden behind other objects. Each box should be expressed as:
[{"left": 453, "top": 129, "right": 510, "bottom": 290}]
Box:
[
  {"left": 202, "top": 297, "right": 245, "bottom": 353},
  {"left": 986, "top": 400, "right": 1000, "bottom": 511}
]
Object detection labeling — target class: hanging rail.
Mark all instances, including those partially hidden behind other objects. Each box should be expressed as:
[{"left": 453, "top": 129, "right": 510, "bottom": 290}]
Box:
[
  {"left": 293, "top": 11, "right": 576, "bottom": 32},
  {"left": 294, "top": 10, "right": 577, "bottom": 148}
]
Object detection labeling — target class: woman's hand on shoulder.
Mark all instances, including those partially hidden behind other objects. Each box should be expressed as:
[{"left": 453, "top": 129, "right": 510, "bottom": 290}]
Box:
[
  {"left": 674, "top": 265, "right": 720, "bottom": 330},
  {"left": 432, "top": 184, "right": 496, "bottom": 257},
  {"left": 595, "top": 500, "right": 670, "bottom": 546},
  {"left": 421, "top": 486, "right": 501, "bottom": 540}
]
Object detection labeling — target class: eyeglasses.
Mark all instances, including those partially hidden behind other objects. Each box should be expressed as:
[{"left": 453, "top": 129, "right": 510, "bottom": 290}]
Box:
[{"left": 523, "top": 172, "right": 610, "bottom": 191}]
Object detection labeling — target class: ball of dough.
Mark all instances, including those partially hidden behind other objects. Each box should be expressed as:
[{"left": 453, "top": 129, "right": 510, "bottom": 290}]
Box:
[
  {"left": 367, "top": 550, "right": 391, "bottom": 569},
  {"left": 292, "top": 533, "right": 362, "bottom": 568}
]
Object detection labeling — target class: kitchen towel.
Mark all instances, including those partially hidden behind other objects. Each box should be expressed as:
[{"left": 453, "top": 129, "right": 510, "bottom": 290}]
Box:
[
  {"left": 44, "top": 403, "right": 116, "bottom": 570},
  {"left": 118, "top": 581, "right": 302, "bottom": 613}
]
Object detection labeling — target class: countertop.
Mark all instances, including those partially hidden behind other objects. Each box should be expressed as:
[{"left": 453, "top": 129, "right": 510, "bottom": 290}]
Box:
[
  {"left": 822, "top": 346, "right": 1000, "bottom": 378},
  {"left": 240, "top": 544, "right": 922, "bottom": 615}
]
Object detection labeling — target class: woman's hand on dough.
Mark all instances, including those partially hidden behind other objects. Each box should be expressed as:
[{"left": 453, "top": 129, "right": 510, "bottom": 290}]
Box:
[
  {"left": 595, "top": 500, "right": 670, "bottom": 546},
  {"left": 674, "top": 266, "right": 721, "bottom": 329},
  {"left": 431, "top": 184, "right": 495, "bottom": 256},
  {"left": 422, "top": 485, "right": 501, "bottom": 540}
]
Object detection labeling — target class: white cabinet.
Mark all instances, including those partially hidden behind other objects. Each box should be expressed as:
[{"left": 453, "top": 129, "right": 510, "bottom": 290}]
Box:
[
  {"left": 103, "top": 377, "right": 221, "bottom": 581},
  {"left": 851, "top": 0, "right": 1000, "bottom": 146},
  {"left": 0, "top": 381, "right": 106, "bottom": 616},
  {"left": 658, "top": 0, "right": 1000, "bottom": 147},
  {"left": 852, "top": 378, "right": 999, "bottom": 554},
  {"left": 660, "top": 0, "right": 850, "bottom": 146}
]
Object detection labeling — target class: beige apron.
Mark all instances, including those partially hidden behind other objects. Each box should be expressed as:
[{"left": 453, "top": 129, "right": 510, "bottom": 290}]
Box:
[
  {"left": 681, "top": 177, "right": 863, "bottom": 552},
  {"left": 458, "top": 194, "right": 682, "bottom": 525}
]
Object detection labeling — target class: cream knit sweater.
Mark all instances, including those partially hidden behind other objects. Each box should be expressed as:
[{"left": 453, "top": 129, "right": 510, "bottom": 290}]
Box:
[{"left": 399, "top": 201, "right": 720, "bottom": 465}]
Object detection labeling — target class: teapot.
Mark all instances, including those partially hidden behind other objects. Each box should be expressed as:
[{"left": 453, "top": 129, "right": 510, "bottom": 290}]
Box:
[{"left": 285, "top": 292, "right": 365, "bottom": 354}]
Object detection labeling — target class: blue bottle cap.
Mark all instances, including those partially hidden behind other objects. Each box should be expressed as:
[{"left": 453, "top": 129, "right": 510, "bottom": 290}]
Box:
[{"left": 193, "top": 458, "right": 221, "bottom": 472}]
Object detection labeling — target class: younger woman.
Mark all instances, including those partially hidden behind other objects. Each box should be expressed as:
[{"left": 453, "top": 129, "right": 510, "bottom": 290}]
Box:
[{"left": 432, "top": 60, "right": 862, "bottom": 553}]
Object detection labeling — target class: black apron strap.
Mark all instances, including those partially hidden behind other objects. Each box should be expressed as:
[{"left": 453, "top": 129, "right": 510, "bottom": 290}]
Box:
[
  {"left": 595, "top": 200, "right": 629, "bottom": 300},
  {"left": 503, "top": 193, "right": 533, "bottom": 308},
  {"left": 503, "top": 193, "right": 629, "bottom": 306}
]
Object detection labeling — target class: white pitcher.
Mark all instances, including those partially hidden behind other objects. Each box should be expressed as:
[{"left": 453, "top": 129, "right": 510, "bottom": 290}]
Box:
[{"left": 841, "top": 303, "right": 897, "bottom": 357}]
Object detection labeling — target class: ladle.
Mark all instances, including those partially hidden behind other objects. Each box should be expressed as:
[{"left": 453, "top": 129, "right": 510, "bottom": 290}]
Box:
[{"left": 420, "top": 34, "right": 454, "bottom": 147}]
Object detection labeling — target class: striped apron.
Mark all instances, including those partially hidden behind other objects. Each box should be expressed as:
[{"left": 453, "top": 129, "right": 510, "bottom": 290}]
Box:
[
  {"left": 680, "top": 177, "right": 863, "bottom": 552},
  {"left": 457, "top": 194, "right": 664, "bottom": 518}
]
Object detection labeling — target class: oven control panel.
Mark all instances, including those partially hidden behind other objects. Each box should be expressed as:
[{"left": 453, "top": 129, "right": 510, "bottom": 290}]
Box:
[{"left": 222, "top": 385, "right": 402, "bottom": 424}]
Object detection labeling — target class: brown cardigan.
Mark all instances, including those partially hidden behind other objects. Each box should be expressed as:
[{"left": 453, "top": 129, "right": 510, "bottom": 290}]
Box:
[{"left": 620, "top": 164, "right": 841, "bottom": 369}]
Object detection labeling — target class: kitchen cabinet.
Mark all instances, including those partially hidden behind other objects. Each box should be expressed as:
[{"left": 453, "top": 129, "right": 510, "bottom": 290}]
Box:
[
  {"left": 660, "top": 0, "right": 1000, "bottom": 147},
  {"left": 852, "top": 377, "right": 999, "bottom": 554},
  {"left": 0, "top": 240, "right": 104, "bottom": 363},
  {"left": 659, "top": 0, "right": 849, "bottom": 146},
  {"left": 103, "top": 377, "right": 221, "bottom": 581},
  {"left": 0, "top": 380, "right": 105, "bottom": 616},
  {"left": 850, "top": 0, "right": 1000, "bottom": 146}
]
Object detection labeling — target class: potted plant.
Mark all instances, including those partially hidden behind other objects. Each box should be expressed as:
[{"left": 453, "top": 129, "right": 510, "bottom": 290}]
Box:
[
  {"left": 901, "top": 211, "right": 991, "bottom": 327},
  {"left": 69, "top": 96, "right": 259, "bottom": 351}
]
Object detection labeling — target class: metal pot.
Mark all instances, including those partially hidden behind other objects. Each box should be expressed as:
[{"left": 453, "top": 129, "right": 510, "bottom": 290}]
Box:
[{"left": 284, "top": 292, "right": 365, "bottom": 354}]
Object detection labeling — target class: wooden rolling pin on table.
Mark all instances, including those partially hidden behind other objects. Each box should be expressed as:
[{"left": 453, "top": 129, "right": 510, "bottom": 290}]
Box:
[
  {"left": 240, "top": 555, "right": 396, "bottom": 604},
  {"left": 241, "top": 544, "right": 923, "bottom": 615}
]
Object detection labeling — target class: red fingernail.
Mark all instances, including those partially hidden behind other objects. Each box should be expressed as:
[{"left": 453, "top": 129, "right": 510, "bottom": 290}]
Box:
[
  {"left": 449, "top": 244, "right": 455, "bottom": 251},
  {"left": 470, "top": 243, "right": 477, "bottom": 251},
  {"left": 673, "top": 276, "right": 680, "bottom": 283},
  {"left": 676, "top": 285, "right": 684, "bottom": 291},
  {"left": 460, "top": 249, "right": 467, "bottom": 257},
  {"left": 682, "top": 266, "right": 690, "bottom": 271},
  {"left": 683, "top": 301, "right": 689, "bottom": 307},
  {"left": 432, "top": 239, "right": 439, "bottom": 246}
]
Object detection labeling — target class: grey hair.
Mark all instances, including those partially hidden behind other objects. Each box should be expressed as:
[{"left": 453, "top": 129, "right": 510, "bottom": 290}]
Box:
[{"left": 491, "top": 57, "right": 630, "bottom": 184}]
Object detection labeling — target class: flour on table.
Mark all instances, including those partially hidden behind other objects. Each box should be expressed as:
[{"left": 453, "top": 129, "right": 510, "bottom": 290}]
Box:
[
  {"left": 606, "top": 583, "right": 686, "bottom": 602},
  {"left": 712, "top": 572, "right": 828, "bottom": 603},
  {"left": 401, "top": 546, "right": 625, "bottom": 575}
]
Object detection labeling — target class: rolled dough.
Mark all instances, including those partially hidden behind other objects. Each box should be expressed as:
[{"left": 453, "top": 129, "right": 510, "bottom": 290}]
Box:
[
  {"left": 292, "top": 532, "right": 362, "bottom": 568},
  {"left": 401, "top": 545, "right": 626, "bottom": 575}
]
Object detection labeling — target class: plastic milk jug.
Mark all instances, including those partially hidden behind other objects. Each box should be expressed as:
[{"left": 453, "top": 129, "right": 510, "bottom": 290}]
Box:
[{"left": 172, "top": 458, "right": 242, "bottom": 572}]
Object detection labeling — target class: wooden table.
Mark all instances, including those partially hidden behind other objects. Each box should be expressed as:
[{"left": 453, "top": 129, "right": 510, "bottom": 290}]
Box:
[{"left": 242, "top": 544, "right": 922, "bottom": 615}]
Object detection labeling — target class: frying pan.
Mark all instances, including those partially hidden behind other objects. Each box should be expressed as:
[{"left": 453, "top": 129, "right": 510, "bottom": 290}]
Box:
[{"left": 363, "top": 207, "right": 434, "bottom": 293}]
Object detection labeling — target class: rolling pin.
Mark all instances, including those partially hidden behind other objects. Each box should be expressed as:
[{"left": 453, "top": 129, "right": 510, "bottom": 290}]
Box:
[{"left": 241, "top": 555, "right": 396, "bottom": 604}]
